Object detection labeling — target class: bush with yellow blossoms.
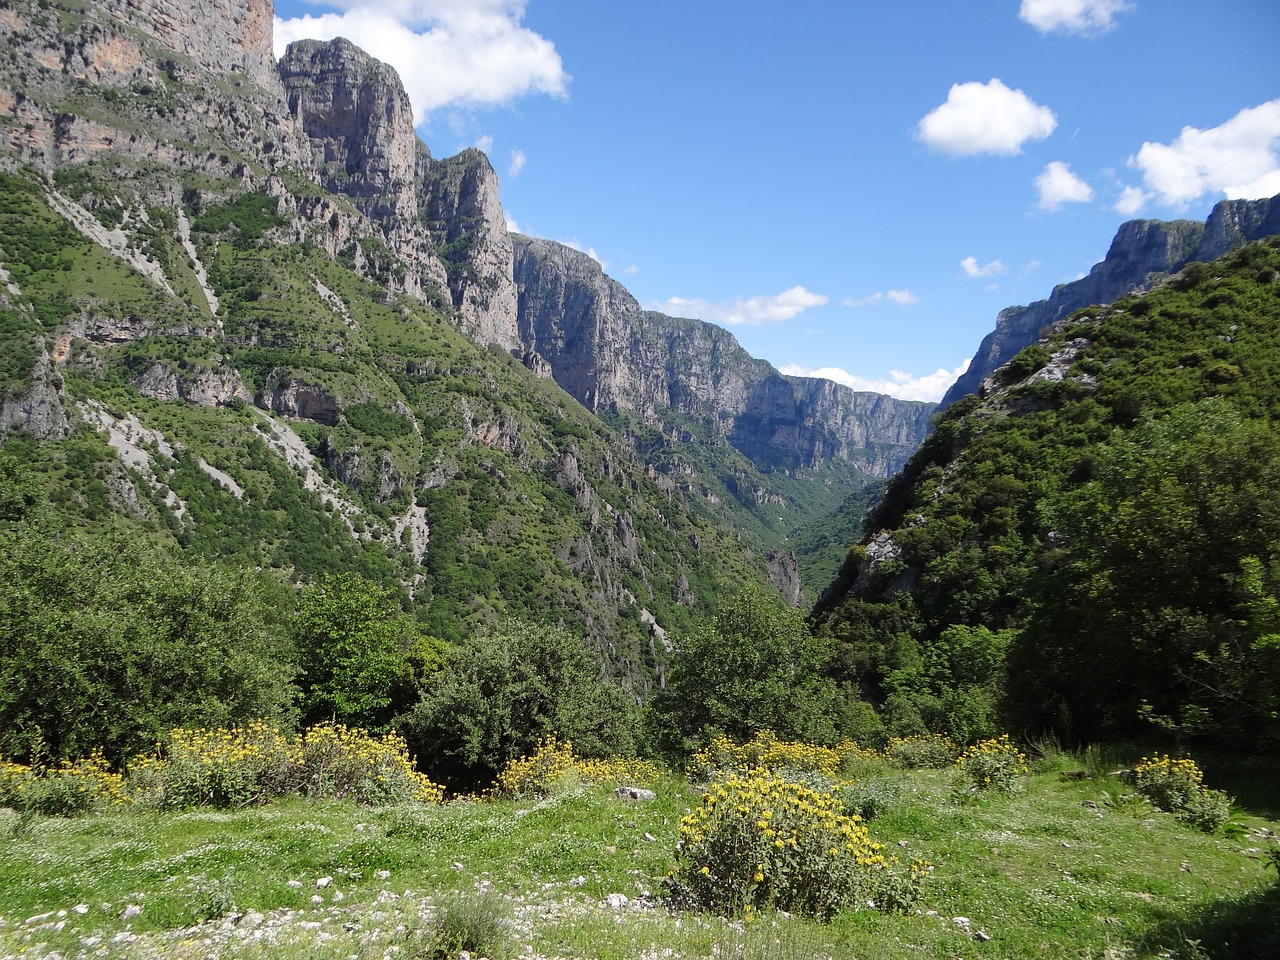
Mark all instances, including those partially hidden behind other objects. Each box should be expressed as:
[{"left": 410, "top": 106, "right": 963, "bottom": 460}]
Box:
[
  {"left": 687, "top": 731, "right": 871, "bottom": 785},
  {"left": 1133, "top": 754, "right": 1232, "bottom": 833},
  {"left": 128, "top": 722, "right": 443, "bottom": 809},
  {"left": 667, "top": 768, "right": 929, "bottom": 920},
  {"left": 954, "top": 734, "right": 1029, "bottom": 794},
  {"left": 884, "top": 733, "right": 959, "bottom": 769},
  {"left": 0, "top": 749, "right": 127, "bottom": 816},
  {"left": 490, "top": 736, "right": 661, "bottom": 800}
]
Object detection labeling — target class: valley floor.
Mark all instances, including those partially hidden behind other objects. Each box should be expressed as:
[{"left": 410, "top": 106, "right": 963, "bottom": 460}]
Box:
[{"left": 1, "top": 756, "right": 1277, "bottom": 960}]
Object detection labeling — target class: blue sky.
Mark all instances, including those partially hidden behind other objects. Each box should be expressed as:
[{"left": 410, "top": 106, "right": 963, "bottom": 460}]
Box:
[{"left": 273, "top": 1, "right": 1280, "bottom": 401}]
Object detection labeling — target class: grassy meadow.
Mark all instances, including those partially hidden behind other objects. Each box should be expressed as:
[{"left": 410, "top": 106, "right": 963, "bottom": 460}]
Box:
[{"left": 1, "top": 736, "right": 1276, "bottom": 960}]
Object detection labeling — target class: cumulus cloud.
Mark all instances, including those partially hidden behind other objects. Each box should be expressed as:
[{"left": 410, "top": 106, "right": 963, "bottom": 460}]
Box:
[
  {"left": 1036, "top": 160, "right": 1094, "bottom": 210},
  {"left": 653, "top": 286, "right": 829, "bottom": 326},
  {"left": 961, "top": 256, "right": 1006, "bottom": 278},
  {"left": 1123, "top": 100, "right": 1280, "bottom": 209},
  {"left": 1113, "top": 185, "right": 1150, "bottom": 215},
  {"left": 1019, "top": 0, "right": 1134, "bottom": 35},
  {"left": 779, "top": 359, "right": 971, "bottom": 404},
  {"left": 843, "top": 289, "right": 919, "bottom": 308},
  {"left": 474, "top": 134, "right": 494, "bottom": 153},
  {"left": 274, "top": 1, "right": 569, "bottom": 124},
  {"left": 917, "top": 79, "right": 1057, "bottom": 156},
  {"left": 508, "top": 148, "right": 526, "bottom": 177}
]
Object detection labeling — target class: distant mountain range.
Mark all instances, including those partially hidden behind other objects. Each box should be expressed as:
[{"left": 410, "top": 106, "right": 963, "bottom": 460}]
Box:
[{"left": 0, "top": 0, "right": 934, "bottom": 686}]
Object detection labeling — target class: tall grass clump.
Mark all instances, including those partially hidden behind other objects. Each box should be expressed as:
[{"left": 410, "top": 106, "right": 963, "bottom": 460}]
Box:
[{"left": 415, "top": 890, "right": 513, "bottom": 960}]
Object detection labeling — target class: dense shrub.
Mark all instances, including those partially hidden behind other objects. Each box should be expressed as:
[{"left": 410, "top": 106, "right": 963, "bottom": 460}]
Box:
[
  {"left": 128, "top": 722, "right": 443, "bottom": 809},
  {"left": 400, "top": 619, "right": 639, "bottom": 792},
  {"left": 646, "top": 587, "right": 844, "bottom": 757},
  {"left": 0, "top": 751, "right": 127, "bottom": 816},
  {"left": 488, "top": 735, "right": 661, "bottom": 799},
  {"left": 0, "top": 522, "right": 297, "bottom": 765},
  {"left": 686, "top": 730, "right": 872, "bottom": 784},
  {"left": 884, "top": 734, "right": 959, "bottom": 769},
  {"left": 667, "top": 768, "right": 928, "bottom": 919},
  {"left": 954, "top": 734, "right": 1029, "bottom": 793},
  {"left": 1132, "top": 754, "right": 1232, "bottom": 833}
]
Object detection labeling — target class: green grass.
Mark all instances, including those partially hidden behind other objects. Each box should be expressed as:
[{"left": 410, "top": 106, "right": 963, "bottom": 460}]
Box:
[{"left": 1, "top": 754, "right": 1275, "bottom": 959}]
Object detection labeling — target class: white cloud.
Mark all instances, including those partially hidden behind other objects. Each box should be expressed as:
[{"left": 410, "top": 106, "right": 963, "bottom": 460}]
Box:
[
  {"left": 917, "top": 79, "right": 1057, "bottom": 156},
  {"left": 1036, "top": 160, "right": 1094, "bottom": 210},
  {"left": 508, "top": 148, "right": 526, "bottom": 177},
  {"left": 961, "top": 256, "right": 1006, "bottom": 278},
  {"left": 779, "top": 359, "right": 971, "bottom": 403},
  {"left": 504, "top": 216, "right": 521, "bottom": 233},
  {"left": 1113, "top": 184, "right": 1150, "bottom": 215},
  {"left": 653, "top": 286, "right": 829, "bottom": 326},
  {"left": 1124, "top": 99, "right": 1280, "bottom": 208},
  {"left": 274, "top": 1, "right": 569, "bottom": 124},
  {"left": 1019, "top": 0, "right": 1134, "bottom": 35},
  {"left": 843, "top": 289, "right": 919, "bottom": 308},
  {"left": 474, "top": 134, "right": 493, "bottom": 153},
  {"left": 622, "top": 264, "right": 640, "bottom": 276}
]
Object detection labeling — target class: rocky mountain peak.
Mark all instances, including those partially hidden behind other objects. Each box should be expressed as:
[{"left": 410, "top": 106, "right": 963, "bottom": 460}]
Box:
[{"left": 280, "top": 37, "right": 427, "bottom": 224}]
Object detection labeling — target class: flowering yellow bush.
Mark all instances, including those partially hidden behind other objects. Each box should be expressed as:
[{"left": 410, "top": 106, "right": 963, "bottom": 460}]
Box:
[
  {"left": 687, "top": 731, "right": 873, "bottom": 784},
  {"left": 299, "top": 723, "right": 444, "bottom": 805},
  {"left": 1133, "top": 754, "right": 1232, "bottom": 832},
  {"left": 667, "top": 768, "right": 929, "bottom": 919},
  {"left": 884, "top": 734, "right": 959, "bottom": 769},
  {"left": 0, "top": 751, "right": 127, "bottom": 816},
  {"left": 954, "top": 735, "right": 1029, "bottom": 793},
  {"left": 490, "top": 736, "right": 661, "bottom": 799},
  {"left": 128, "top": 722, "right": 443, "bottom": 809}
]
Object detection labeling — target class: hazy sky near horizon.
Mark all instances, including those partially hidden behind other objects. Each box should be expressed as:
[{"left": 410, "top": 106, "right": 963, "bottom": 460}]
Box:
[{"left": 273, "top": 0, "right": 1280, "bottom": 402}]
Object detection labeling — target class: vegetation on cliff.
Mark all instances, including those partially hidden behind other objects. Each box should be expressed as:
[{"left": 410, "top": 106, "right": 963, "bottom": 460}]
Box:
[{"left": 813, "top": 239, "right": 1280, "bottom": 751}]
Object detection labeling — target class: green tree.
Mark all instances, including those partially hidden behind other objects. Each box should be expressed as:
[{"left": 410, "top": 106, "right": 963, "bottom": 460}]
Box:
[
  {"left": 293, "top": 574, "right": 434, "bottom": 731},
  {"left": 646, "top": 585, "right": 843, "bottom": 755},
  {"left": 399, "top": 619, "right": 638, "bottom": 791},
  {"left": 0, "top": 520, "right": 297, "bottom": 764},
  {"left": 1010, "top": 399, "right": 1280, "bottom": 744}
]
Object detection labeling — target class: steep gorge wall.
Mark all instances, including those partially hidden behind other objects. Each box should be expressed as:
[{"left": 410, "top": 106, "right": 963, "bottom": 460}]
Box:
[
  {"left": 512, "top": 235, "right": 934, "bottom": 476},
  {"left": 99, "top": 0, "right": 279, "bottom": 92}
]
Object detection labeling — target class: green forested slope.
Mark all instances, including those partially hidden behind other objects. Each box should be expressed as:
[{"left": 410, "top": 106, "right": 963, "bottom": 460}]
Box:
[{"left": 812, "top": 239, "right": 1280, "bottom": 750}]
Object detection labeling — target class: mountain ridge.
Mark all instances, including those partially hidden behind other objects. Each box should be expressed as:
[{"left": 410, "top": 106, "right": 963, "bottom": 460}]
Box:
[{"left": 942, "top": 195, "right": 1280, "bottom": 408}]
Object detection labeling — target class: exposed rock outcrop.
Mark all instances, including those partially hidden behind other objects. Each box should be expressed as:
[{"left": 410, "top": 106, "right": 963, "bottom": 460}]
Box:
[
  {"left": 942, "top": 194, "right": 1280, "bottom": 409},
  {"left": 421, "top": 150, "right": 520, "bottom": 350},
  {"left": 98, "top": 0, "right": 279, "bottom": 94},
  {"left": 513, "top": 235, "right": 934, "bottom": 477}
]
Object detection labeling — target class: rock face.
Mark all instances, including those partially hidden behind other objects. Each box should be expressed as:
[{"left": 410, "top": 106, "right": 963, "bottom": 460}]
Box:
[
  {"left": 421, "top": 150, "right": 520, "bottom": 350},
  {"left": 280, "top": 38, "right": 427, "bottom": 224},
  {"left": 512, "top": 235, "right": 935, "bottom": 477},
  {"left": 99, "top": 0, "right": 279, "bottom": 93},
  {"left": 280, "top": 40, "right": 516, "bottom": 346},
  {"left": 942, "top": 195, "right": 1280, "bottom": 409}
]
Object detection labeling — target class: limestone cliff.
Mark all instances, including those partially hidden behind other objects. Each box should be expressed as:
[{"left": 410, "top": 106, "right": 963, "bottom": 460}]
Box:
[
  {"left": 420, "top": 150, "right": 520, "bottom": 350},
  {"left": 942, "top": 195, "right": 1280, "bottom": 409},
  {"left": 99, "top": 0, "right": 279, "bottom": 93},
  {"left": 512, "top": 235, "right": 934, "bottom": 478}
]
